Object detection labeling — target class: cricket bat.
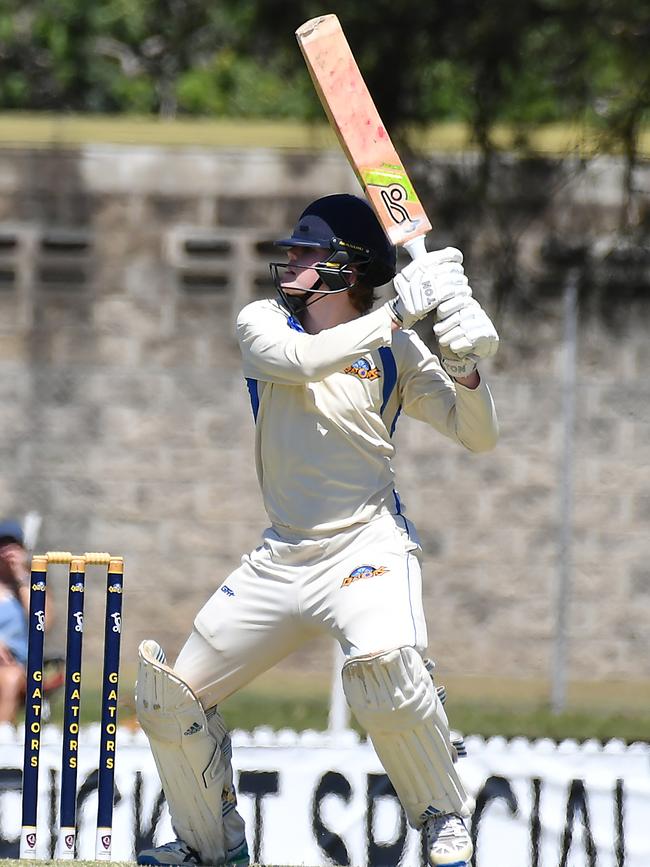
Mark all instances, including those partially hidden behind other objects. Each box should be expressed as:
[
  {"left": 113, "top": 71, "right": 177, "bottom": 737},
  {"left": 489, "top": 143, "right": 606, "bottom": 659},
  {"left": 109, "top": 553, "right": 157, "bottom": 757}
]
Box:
[{"left": 296, "top": 13, "right": 431, "bottom": 260}]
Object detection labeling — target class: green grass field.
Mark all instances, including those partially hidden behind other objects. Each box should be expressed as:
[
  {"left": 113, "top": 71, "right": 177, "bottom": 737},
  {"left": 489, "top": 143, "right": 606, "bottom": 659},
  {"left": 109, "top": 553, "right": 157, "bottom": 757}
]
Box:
[{"left": 0, "top": 112, "right": 648, "bottom": 156}]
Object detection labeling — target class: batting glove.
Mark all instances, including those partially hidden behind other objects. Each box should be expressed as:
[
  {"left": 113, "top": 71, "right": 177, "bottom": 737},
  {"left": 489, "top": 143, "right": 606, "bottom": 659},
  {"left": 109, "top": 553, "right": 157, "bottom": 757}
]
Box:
[
  {"left": 434, "top": 297, "right": 499, "bottom": 378},
  {"left": 387, "top": 248, "right": 470, "bottom": 329}
]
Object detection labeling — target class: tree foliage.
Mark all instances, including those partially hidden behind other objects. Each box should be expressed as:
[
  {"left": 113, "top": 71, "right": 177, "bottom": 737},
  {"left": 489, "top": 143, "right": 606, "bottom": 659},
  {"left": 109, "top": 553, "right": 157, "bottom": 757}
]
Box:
[{"left": 0, "top": 0, "right": 648, "bottom": 165}]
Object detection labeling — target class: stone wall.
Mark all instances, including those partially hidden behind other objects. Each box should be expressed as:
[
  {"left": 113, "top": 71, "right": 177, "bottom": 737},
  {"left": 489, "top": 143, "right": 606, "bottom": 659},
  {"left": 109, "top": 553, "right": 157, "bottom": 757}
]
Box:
[{"left": 0, "top": 144, "right": 648, "bottom": 691}]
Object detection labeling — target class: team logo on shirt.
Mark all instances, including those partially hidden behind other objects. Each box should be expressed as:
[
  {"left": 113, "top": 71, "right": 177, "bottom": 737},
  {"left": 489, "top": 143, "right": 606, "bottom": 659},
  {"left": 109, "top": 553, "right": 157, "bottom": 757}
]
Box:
[
  {"left": 341, "top": 564, "right": 389, "bottom": 587},
  {"left": 343, "top": 358, "right": 380, "bottom": 380}
]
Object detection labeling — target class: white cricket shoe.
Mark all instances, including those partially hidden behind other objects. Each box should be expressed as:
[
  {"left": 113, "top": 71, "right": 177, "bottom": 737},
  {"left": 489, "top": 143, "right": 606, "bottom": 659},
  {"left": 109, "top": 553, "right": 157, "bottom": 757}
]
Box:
[
  {"left": 137, "top": 840, "right": 200, "bottom": 866},
  {"left": 425, "top": 812, "right": 473, "bottom": 866},
  {"left": 138, "top": 839, "right": 250, "bottom": 867}
]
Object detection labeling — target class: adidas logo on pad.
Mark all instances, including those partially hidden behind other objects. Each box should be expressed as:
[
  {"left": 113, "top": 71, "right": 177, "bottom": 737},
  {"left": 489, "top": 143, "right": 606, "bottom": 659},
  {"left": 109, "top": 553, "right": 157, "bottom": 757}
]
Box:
[{"left": 184, "top": 722, "right": 203, "bottom": 736}]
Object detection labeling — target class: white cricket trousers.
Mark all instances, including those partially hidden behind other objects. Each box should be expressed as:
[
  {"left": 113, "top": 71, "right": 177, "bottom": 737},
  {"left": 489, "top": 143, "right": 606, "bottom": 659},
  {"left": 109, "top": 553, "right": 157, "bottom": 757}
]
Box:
[{"left": 174, "top": 512, "right": 428, "bottom": 708}]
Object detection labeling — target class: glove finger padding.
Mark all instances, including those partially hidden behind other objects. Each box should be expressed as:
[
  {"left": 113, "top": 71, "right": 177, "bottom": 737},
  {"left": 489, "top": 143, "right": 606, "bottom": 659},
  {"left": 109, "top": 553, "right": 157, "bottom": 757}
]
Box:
[
  {"left": 389, "top": 247, "right": 468, "bottom": 329},
  {"left": 435, "top": 283, "right": 472, "bottom": 319},
  {"left": 449, "top": 328, "right": 499, "bottom": 358},
  {"left": 434, "top": 299, "right": 499, "bottom": 360}
]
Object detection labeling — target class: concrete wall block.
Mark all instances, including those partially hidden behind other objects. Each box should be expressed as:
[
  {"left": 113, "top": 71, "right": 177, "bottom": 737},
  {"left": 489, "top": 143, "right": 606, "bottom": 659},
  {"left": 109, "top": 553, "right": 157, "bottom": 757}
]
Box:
[
  {"left": 99, "top": 479, "right": 198, "bottom": 522},
  {"left": 84, "top": 369, "right": 168, "bottom": 409},
  {"left": 83, "top": 516, "right": 161, "bottom": 555},
  {"left": 94, "top": 295, "right": 157, "bottom": 335},
  {"left": 492, "top": 483, "right": 555, "bottom": 526},
  {"left": 194, "top": 481, "right": 267, "bottom": 525},
  {"left": 92, "top": 333, "right": 143, "bottom": 365},
  {"left": 157, "top": 446, "right": 230, "bottom": 481},
  {"left": 98, "top": 406, "right": 170, "bottom": 448},
  {"left": 598, "top": 382, "right": 650, "bottom": 422},
  {"left": 37, "top": 330, "right": 101, "bottom": 365},
  {"left": 87, "top": 444, "right": 165, "bottom": 480},
  {"left": 0, "top": 331, "right": 28, "bottom": 358},
  {"left": 595, "top": 458, "right": 650, "bottom": 491},
  {"left": 38, "top": 404, "right": 99, "bottom": 442},
  {"left": 629, "top": 562, "right": 650, "bottom": 597}
]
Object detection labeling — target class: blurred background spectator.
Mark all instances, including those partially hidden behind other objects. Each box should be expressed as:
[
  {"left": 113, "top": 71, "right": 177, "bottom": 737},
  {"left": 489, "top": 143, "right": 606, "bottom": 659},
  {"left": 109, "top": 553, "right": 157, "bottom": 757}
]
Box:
[{"left": 0, "top": 518, "right": 51, "bottom": 724}]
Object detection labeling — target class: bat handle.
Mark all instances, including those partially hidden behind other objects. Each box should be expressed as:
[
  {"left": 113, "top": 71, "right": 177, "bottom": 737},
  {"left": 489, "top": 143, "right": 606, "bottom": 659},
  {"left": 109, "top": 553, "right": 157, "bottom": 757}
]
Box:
[{"left": 403, "top": 234, "right": 428, "bottom": 261}]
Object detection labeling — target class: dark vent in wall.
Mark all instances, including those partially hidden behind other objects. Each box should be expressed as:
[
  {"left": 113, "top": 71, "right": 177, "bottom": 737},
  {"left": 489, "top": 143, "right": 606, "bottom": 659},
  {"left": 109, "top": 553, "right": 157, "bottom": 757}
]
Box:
[
  {"left": 165, "top": 228, "right": 289, "bottom": 320},
  {"left": 181, "top": 273, "right": 229, "bottom": 293},
  {"left": 184, "top": 238, "right": 231, "bottom": 257},
  {"left": 253, "top": 274, "right": 275, "bottom": 297},
  {"left": 0, "top": 231, "right": 18, "bottom": 289},
  {"left": 0, "top": 233, "right": 17, "bottom": 251},
  {"left": 255, "top": 240, "right": 278, "bottom": 257},
  {"left": 40, "top": 232, "right": 91, "bottom": 254},
  {"left": 38, "top": 266, "right": 87, "bottom": 288},
  {"left": 37, "top": 229, "right": 92, "bottom": 292}
]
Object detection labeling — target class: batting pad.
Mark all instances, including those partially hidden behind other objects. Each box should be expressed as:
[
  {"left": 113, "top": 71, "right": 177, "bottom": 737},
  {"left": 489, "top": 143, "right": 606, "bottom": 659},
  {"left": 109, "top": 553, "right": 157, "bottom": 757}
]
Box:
[
  {"left": 342, "top": 646, "right": 475, "bottom": 825},
  {"left": 136, "top": 639, "right": 227, "bottom": 863}
]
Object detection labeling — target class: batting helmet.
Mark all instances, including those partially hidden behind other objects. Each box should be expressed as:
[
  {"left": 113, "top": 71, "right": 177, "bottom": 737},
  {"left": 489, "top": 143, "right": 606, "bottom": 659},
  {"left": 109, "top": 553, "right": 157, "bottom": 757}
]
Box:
[{"left": 275, "top": 194, "right": 397, "bottom": 288}]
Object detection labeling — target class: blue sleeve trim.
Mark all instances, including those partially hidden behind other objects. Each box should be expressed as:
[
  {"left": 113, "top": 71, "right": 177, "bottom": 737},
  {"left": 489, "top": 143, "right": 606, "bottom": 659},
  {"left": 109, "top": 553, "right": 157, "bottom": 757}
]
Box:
[
  {"left": 378, "top": 346, "right": 397, "bottom": 414},
  {"left": 389, "top": 405, "right": 402, "bottom": 437},
  {"left": 287, "top": 315, "right": 304, "bottom": 332},
  {"left": 245, "top": 377, "right": 260, "bottom": 421}
]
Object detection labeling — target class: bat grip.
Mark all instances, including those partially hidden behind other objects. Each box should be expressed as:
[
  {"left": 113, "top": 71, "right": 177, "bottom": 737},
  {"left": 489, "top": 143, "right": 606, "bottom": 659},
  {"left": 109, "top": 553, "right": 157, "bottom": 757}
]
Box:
[{"left": 403, "top": 234, "right": 428, "bottom": 261}]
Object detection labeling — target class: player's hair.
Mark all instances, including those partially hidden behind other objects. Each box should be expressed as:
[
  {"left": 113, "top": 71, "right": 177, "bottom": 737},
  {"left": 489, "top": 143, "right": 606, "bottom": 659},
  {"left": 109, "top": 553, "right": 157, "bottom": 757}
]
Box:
[{"left": 348, "top": 282, "right": 378, "bottom": 314}]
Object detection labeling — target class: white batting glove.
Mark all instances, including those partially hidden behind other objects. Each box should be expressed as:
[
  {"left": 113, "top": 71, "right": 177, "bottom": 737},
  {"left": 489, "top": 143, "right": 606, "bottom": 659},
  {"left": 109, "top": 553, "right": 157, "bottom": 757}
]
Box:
[
  {"left": 387, "top": 248, "right": 470, "bottom": 329},
  {"left": 434, "top": 298, "right": 499, "bottom": 378}
]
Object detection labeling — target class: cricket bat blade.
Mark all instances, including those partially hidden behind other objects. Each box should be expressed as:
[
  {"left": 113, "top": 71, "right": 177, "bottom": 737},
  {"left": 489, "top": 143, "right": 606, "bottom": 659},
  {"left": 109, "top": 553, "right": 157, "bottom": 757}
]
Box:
[{"left": 296, "top": 14, "right": 431, "bottom": 259}]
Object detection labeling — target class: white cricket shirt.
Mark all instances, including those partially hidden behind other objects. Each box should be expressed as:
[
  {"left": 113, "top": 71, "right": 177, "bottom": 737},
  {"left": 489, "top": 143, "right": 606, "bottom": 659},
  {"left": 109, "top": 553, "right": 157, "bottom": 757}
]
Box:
[{"left": 236, "top": 299, "right": 498, "bottom": 534}]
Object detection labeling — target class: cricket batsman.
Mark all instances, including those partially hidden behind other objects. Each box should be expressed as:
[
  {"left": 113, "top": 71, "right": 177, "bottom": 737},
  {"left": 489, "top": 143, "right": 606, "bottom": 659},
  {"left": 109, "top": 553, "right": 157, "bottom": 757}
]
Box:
[{"left": 136, "top": 194, "right": 499, "bottom": 866}]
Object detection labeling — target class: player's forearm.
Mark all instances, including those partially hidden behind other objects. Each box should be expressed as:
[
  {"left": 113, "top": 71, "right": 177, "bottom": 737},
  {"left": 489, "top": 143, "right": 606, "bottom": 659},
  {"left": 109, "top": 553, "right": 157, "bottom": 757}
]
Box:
[
  {"left": 238, "top": 305, "right": 394, "bottom": 383},
  {"left": 450, "top": 378, "right": 499, "bottom": 452}
]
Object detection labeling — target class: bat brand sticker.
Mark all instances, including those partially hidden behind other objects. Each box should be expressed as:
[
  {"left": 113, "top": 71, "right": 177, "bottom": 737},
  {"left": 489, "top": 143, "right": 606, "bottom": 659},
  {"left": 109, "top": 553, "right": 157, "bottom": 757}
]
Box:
[
  {"left": 341, "top": 565, "right": 389, "bottom": 587},
  {"left": 380, "top": 186, "right": 411, "bottom": 224}
]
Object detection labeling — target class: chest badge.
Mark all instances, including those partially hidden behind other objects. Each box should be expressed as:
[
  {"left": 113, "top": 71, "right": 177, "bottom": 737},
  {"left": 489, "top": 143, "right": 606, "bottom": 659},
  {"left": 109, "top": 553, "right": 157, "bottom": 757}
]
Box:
[{"left": 343, "top": 358, "right": 381, "bottom": 380}]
